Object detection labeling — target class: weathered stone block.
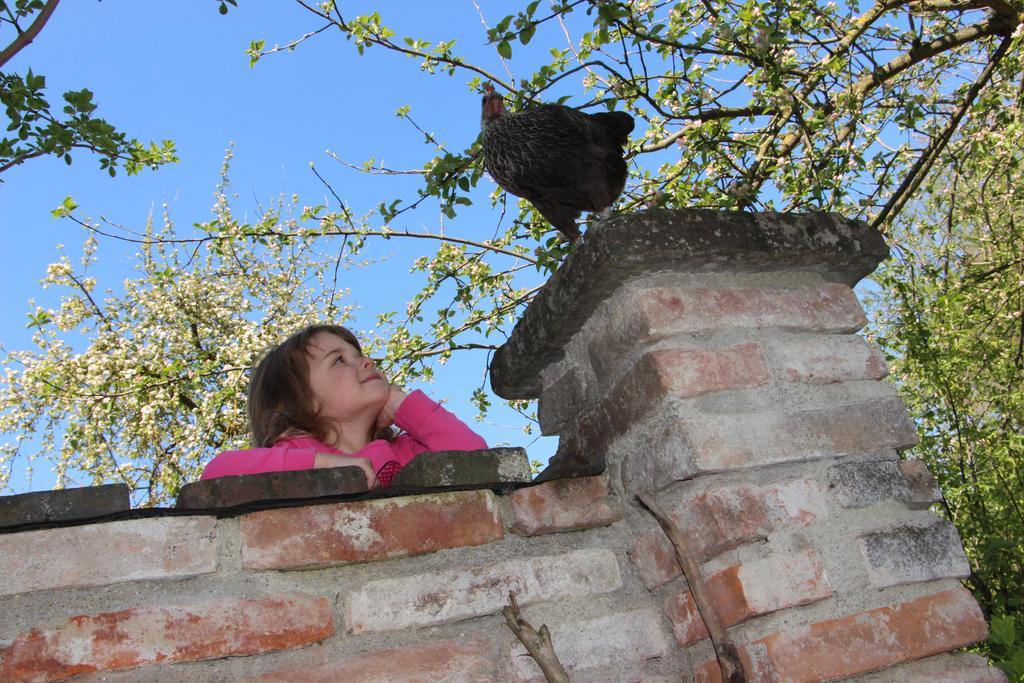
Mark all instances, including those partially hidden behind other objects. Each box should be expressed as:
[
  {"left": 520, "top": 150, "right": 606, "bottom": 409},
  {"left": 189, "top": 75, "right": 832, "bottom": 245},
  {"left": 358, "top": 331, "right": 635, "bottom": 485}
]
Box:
[
  {"left": 259, "top": 640, "right": 493, "bottom": 682},
  {"left": 538, "top": 366, "right": 586, "bottom": 436},
  {"left": 241, "top": 490, "right": 504, "bottom": 570},
  {"left": 175, "top": 466, "right": 368, "bottom": 510},
  {"left": 849, "top": 652, "right": 1009, "bottom": 683},
  {"left": 859, "top": 519, "right": 971, "bottom": 588},
  {"left": 0, "top": 516, "right": 217, "bottom": 597},
  {"left": 346, "top": 547, "right": 622, "bottom": 633},
  {"left": 0, "top": 483, "right": 130, "bottom": 529},
  {"left": 508, "top": 608, "right": 670, "bottom": 682},
  {"left": 764, "top": 335, "right": 888, "bottom": 384},
  {"left": 898, "top": 458, "right": 942, "bottom": 508},
  {"left": 389, "top": 447, "right": 532, "bottom": 488},
  {"left": 827, "top": 459, "right": 909, "bottom": 508},
  {"left": 0, "top": 594, "right": 332, "bottom": 681}
]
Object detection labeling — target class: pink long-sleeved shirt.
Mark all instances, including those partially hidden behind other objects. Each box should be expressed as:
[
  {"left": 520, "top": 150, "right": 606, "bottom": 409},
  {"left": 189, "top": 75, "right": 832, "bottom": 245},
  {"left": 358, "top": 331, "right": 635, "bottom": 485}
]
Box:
[{"left": 200, "top": 390, "right": 487, "bottom": 482}]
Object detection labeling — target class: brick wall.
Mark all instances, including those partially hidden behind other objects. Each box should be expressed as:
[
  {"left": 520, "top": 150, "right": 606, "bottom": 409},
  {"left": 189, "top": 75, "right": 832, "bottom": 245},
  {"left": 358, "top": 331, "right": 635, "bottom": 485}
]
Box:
[
  {"left": 0, "top": 210, "right": 1006, "bottom": 682},
  {"left": 1, "top": 475, "right": 667, "bottom": 682}
]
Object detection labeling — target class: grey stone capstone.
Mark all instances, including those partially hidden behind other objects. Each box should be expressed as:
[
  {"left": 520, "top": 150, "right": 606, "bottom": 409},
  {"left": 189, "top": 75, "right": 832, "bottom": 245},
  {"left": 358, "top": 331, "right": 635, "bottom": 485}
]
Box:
[{"left": 0, "top": 483, "right": 130, "bottom": 531}]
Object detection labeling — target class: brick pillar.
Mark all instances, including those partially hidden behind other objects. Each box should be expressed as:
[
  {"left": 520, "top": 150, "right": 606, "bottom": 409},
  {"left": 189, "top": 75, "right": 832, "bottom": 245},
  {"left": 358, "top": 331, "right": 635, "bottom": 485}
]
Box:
[{"left": 491, "top": 210, "right": 1002, "bottom": 682}]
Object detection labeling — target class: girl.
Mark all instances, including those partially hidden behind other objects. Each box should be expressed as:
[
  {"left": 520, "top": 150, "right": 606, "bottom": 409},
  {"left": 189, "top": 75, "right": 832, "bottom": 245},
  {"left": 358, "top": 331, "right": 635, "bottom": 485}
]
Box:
[{"left": 201, "top": 324, "right": 487, "bottom": 488}]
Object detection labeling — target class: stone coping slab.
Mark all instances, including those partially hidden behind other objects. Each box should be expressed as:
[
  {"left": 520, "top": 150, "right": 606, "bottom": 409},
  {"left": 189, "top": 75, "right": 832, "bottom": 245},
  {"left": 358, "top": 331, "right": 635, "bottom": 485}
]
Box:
[
  {"left": 490, "top": 209, "right": 889, "bottom": 399},
  {"left": 176, "top": 466, "right": 370, "bottom": 511},
  {"left": 0, "top": 483, "right": 130, "bottom": 531},
  {"left": 0, "top": 448, "right": 533, "bottom": 532}
]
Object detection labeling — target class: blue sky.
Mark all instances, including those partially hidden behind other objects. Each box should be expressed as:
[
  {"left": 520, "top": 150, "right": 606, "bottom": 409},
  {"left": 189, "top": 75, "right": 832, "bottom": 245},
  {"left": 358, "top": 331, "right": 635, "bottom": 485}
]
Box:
[{"left": 1, "top": 1, "right": 581, "bottom": 492}]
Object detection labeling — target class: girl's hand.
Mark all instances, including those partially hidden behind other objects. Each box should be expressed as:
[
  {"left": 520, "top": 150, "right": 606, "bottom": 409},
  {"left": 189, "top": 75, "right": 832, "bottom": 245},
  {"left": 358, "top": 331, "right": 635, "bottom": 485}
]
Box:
[
  {"left": 374, "top": 385, "right": 407, "bottom": 432},
  {"left": 314, "top": 452, "right": 379, "bottom": 489}
]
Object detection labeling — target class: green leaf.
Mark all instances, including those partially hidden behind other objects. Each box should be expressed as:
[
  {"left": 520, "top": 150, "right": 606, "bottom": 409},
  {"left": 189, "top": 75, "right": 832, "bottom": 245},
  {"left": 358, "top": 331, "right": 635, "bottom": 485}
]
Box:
[
  {"left": 991, "top": 616, "right": 1016, "bottom": 647},
  {"left": 519, "top": 23, "right": 536, "bottom": 45},
  {"left": 497, "top": 40, "right": 512, "bottom": 59},
  {"left": 247, "top": 40, "right": 266, "bottom": 68},
  {"left": 51, "top": 196, "right": 78, "bottom": 218}
]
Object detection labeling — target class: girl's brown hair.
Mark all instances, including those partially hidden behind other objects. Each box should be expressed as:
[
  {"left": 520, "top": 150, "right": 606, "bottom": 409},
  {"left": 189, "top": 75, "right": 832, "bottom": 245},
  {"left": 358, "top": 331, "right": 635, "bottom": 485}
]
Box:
[{"left": 248, "top": 324, "right": 393, "bottom": 448}]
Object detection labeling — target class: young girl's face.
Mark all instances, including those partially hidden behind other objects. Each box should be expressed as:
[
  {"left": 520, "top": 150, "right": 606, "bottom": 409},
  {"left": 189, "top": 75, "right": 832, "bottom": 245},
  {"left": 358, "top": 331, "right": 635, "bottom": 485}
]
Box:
[{"left": 305, "top": 331, "right": 389, "bottom": 428}]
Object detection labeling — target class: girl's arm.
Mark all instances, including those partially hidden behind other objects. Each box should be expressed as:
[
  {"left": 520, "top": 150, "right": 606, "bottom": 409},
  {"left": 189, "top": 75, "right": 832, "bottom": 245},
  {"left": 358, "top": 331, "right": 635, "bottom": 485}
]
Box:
[
  {"left": 314, "top": 453, "right": 379, "bottom": 488},
  {"left": 391, "top": 389, "right": 488, "bottom": 453},
  {"left": 200, "top": 444, "right": 318, "bottom": 480},
  {"left": 202, "top": 446, "right": 378, "bottom": 487}
]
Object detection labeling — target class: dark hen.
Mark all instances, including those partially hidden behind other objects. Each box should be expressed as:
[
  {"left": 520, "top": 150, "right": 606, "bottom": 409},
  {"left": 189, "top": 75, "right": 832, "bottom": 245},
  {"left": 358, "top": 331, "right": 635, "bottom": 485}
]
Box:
[{"left": 480, "top": 89, "right": 634, "bottom": 242}]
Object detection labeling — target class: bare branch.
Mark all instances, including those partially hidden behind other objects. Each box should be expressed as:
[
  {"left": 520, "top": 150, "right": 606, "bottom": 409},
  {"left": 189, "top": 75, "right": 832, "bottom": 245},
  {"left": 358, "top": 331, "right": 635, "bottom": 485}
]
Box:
[
  {"left": 637, "top": 491, "right": 747, "bottom": 683},
  {"left": 873, "top": 34, "right": 1012, "bottom": 229},
  {"left": 734, "top": 12, "right": 1018, "bottom": 203},
  {"left": 0, "top": 0, "right": 60, "bottom": 68},
  {"left": 62, "top": 213, "right": 537, "bottom": 264},
  {"left": 503, "top": 592, "right": 570, "bottom": 683},
  {"left": 293, "top": 0, "right": 515, "bottom": 92}
]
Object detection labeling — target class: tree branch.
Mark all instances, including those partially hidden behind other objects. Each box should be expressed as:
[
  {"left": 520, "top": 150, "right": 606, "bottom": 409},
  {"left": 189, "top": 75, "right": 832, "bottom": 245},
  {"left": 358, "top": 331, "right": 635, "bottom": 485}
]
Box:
[
  {"left": 293, "top": 0, "right": 515, "bottom": 93},
  {"left": 503, "top": 591, "right": 570, "bottom": 683},
  {"left": 0, "top": 0, "right": 60, "bottom": 68},
  {"left": 873, "top": 33, "right": 1011, "bottom": 230},
  {"left": 734, "top": 12, "right": 1017, "bottom": 204},
  {"left": 637, "top": 491, "right": 747, "bottom": 683}
]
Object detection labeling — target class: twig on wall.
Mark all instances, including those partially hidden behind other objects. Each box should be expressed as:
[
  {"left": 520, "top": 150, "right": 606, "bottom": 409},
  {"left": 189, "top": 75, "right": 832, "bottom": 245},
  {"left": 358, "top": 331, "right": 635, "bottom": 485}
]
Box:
[
  {"left": 637, "top": 491, "right": 747, "bottom": 683},
  {"left": 503, "top": 591, "right": 571, "bottom": 683}
]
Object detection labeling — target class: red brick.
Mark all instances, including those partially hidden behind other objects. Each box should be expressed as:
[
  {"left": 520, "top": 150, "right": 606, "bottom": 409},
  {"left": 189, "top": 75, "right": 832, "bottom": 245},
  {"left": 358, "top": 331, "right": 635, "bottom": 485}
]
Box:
[
  {"left": 0, "top": 517, "right": 216, "bottom": 597},
  {"left": 663, "top": 589, "right": 709, "bottom": 646},
  {"left": 629, "top": 530, "right": 681, "bottom": 590},
  {"left": 697, "top": 586, "right": 988, "bottom": 682},
  {"left": 509, "top": 476, "right": 621, "bottom": 536},
  {"left": 588, "top": 283, "right": 868, "bottom": 378},
  {"left": 0, "top": 594, "right": 332, "bottom": 682},
  {"left": 631, "top": 479, "right": 829, "bottom": 588},
  {"left": 241, "top": 490, "right": 503, "bottom": 570},
  {"left": 644, "top": 344, "right": 771, "bottom": 398},
  {"left": 664, "top": 550, "right": 831, "bottom": 645},
  {"left": 712, "top": 549, "right": 832, "bottom": 625},
  {"left": 259, "top": 640, "right": 492, "bottom": 682}
]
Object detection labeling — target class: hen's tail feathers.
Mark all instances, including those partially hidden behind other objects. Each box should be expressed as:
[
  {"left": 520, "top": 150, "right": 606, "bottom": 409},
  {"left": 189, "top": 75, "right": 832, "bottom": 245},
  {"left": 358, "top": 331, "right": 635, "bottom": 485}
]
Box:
[
  {"left": 591, "top": 112, "right": 635, "bottom": 146},
  {"left": 532, "top": 199, "right": 583, "bottom": 242},
  {"left": 551, "top": 217, "right": 582, "bottom": 242}
]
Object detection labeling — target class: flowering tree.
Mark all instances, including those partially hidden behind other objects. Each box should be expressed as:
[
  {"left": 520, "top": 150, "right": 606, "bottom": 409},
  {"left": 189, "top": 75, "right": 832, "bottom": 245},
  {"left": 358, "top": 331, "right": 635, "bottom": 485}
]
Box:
[{"left": 0, "top": 158, "right": 366, "bottom": 502}]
